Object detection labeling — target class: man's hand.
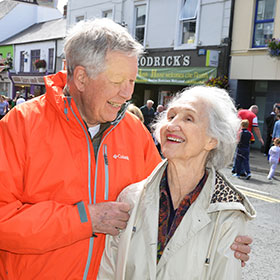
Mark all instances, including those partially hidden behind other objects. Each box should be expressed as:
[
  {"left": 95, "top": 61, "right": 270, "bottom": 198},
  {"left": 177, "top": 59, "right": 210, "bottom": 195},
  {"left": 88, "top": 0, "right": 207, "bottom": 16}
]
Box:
[
  {"left": 88, "top": 202, "right": 131, "bottom": 236},
  {"left": 231, "top": 235, "right": 252, "bottom": 267}
]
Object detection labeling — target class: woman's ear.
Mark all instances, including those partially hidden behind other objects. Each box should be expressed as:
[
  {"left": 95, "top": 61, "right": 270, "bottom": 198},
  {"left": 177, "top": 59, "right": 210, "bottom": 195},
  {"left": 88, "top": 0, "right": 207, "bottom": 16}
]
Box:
[
  {"left": 205, "top": 137, "right": 218, "bottom": 151},
  {"left": 73, "top": 66, "right": 88, "bottom": 92}
]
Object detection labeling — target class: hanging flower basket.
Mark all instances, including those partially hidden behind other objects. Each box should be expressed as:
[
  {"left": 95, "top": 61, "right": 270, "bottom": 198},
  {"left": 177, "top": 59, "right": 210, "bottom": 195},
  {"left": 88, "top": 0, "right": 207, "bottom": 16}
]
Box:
[
  {"left": 205, "top": 75, "right": 229, "bottom": 89},
  {"left": 34, "top": 59, "right": 46, "bottom": 69},
  {"left": 267, "top": 38, "right": 280, "bottom": 57}
]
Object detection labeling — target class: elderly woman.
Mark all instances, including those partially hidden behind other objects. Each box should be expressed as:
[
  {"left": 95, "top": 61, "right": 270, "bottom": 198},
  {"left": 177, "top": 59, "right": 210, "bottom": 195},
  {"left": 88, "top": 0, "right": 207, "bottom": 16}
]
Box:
[{"left": 98, "top": 86, "right": 256, "bottom": 279}]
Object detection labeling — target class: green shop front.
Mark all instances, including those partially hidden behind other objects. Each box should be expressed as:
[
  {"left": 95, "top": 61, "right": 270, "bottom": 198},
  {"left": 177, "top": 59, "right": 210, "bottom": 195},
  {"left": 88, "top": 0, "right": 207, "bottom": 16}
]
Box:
[{"left": 132, "top": 47, "right": 227, "bottom": 108}]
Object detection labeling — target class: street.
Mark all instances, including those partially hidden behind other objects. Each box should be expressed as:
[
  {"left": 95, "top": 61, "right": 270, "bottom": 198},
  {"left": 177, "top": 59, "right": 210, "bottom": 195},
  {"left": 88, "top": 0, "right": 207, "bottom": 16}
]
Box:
[{"left": 221, "top": 165, "right": 280, "bottom": 280}]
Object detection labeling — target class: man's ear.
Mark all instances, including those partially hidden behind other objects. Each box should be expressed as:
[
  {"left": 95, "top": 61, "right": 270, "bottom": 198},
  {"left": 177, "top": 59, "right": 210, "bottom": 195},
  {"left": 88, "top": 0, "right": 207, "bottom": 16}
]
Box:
[{"left": 73, "top": 66, "right": 88, "bottom": 92}]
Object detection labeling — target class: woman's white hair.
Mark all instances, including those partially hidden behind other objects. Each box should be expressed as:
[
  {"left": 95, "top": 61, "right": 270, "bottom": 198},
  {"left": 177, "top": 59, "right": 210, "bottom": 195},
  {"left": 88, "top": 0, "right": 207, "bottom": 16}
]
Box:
[
  {"left": 64, "top": 18, "right": 144, "bottom": 79},
  {"left": 152, "top": 86, "right": 241, "bottom": 170}
]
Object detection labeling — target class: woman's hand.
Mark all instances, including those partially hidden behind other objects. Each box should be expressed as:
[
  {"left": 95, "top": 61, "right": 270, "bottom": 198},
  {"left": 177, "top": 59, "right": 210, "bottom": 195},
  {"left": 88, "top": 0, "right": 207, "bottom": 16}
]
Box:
[{"left": 231, "top": 235, "right": 252, "bottom": 267}]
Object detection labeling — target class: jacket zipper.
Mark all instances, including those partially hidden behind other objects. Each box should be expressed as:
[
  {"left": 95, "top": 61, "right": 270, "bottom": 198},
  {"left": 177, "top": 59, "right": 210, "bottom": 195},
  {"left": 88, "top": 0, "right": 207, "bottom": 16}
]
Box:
[
  {"left": 67, "top": 98, "right": 93, "bottom": 280},
  {"left": 103, "top": 144, "right": 109, "bottom": 200},
  {"left": 66, "top": 98, "right": 127, "bottom": 279}
]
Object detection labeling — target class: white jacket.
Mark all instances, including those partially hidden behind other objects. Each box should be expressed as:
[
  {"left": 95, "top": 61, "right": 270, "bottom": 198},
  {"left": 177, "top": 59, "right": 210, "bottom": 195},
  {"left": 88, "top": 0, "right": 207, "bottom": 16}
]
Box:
[{"left": 98, "top": 160, "right": 256, "bottom": 280}]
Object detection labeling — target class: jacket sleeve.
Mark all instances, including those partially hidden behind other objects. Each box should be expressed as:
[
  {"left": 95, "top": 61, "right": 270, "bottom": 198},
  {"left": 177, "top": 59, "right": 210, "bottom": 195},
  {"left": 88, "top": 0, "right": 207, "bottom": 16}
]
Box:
[
  {"left": 0, "top": 110, "right": 92, "bottom": 254},
  {"left": 206, "top": 211, "right": 247, "bottom": 280}
]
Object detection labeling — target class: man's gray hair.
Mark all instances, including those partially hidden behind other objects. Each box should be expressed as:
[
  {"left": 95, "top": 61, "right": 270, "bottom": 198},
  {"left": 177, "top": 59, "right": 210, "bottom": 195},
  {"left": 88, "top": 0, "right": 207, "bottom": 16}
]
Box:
[
  {"left": 64, "top": 18, "right": 144, "bottom": 79},
  {"left": 152, "top": 86, "right": 241, "bottom": 170}
]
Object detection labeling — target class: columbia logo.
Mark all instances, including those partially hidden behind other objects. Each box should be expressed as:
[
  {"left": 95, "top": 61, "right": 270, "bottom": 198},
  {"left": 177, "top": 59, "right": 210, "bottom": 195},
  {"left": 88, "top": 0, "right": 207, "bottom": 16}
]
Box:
[{"left": 113, "top": 154, "right": 130, "bottom": 160}]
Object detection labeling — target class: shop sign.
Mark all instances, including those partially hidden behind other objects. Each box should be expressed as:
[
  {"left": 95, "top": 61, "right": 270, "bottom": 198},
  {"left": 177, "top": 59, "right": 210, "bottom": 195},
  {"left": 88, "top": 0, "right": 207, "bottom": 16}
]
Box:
[
  {"left": 138, "top": 55, "right": 190, "bottom": 67},
  {"left": 10, "top": 75, "right": 45, "bottom": 85},
  {"left": 136, "top": 67, "right": 216, "bottom": 85}
]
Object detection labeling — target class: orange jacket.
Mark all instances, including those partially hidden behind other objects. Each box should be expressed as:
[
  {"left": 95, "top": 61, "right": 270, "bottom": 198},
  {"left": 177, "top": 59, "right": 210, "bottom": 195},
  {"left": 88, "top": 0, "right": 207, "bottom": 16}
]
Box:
[{"left": 0, "top": 71, "right": 161, "bottom": 279}]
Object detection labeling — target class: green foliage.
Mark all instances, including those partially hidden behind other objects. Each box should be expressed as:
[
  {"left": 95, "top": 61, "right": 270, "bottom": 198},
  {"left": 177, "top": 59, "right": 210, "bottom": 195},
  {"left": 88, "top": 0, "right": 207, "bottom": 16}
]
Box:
[{"left": 267, "top": 38, "right": 280, "bottom": 57}]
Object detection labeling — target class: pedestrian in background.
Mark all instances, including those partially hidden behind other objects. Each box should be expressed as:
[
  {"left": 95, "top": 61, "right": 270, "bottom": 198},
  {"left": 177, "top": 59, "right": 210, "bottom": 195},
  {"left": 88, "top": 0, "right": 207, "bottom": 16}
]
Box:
[
  {"left": 267, "top": 138, "right": 280, "bottom": 181},
  {"left": 238, "top": 105, "right": 264, "bottom": 146},
  {"left": 264, "top": 103, "right": 280, "bottom": 156},
  {"left": 0, "top": 95, "right": 8, "bottom": 119},
  {"left": 233, "top": 119, "right": 253, "bottom": 180},
  {"left": 272, "top": 114, "right": 280, "bottom": 140},
  {"left": 140, "top": 99, "right": 155, "bottom": 131},
  {"left": 127, "top": 103, "right": 144, "bottom": 123}
]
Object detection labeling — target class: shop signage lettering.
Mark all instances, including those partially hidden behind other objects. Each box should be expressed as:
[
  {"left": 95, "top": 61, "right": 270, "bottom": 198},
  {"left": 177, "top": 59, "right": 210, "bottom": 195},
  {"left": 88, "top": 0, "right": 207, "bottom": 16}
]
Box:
[
  {"left": 136, "top": 67, "right": 216, "bottom": 85},
  {"left": 11, "top": 75, "right": 45, "bottom": 85},
  {"left": 138, "top": 55, "right": 190, "bottom": 67}
]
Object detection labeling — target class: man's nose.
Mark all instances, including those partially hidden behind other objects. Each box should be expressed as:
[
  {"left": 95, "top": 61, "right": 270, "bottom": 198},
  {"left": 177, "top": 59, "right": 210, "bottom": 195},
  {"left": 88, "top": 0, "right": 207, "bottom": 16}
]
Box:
[{"left": 119, "top": 81, "right": 134, "bottom": 100}]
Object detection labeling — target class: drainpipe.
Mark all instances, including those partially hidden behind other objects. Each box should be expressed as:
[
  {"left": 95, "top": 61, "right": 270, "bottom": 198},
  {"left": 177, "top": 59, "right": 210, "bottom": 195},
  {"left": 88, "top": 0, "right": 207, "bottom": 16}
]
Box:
[{"left": 226, "top": 0, "right": 235, "bottom": 77}]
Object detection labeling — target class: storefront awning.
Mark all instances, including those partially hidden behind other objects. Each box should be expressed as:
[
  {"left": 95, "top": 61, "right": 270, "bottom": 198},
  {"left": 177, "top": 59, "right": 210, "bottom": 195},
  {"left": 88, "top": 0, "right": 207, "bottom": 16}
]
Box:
[
  {"left": 136, "top": 67, "right": 217, "bottom": 85},
  {"left": 10, "top": 75, "right": 45, "bottom": 85}
]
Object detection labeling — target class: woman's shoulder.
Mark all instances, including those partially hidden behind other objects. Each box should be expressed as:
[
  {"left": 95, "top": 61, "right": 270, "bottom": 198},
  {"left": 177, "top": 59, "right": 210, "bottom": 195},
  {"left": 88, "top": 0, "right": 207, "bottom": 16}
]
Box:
[{"left": 208, "top": 170, "right": 256, "bottom": 220}]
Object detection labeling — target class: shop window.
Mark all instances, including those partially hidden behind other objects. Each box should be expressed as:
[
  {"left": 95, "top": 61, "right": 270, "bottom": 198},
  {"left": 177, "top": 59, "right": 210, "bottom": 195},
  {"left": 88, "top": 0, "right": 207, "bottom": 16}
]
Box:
[
  {"left": 20, "top": 51, "right": 25, "bottom": 72},
  {"left": 30, "top": 49, "right": 40, "bottom": 73},
  {"left": 134, "top": 4, "right": 146, "bottom": 44},
  {"left": 102, "top": 10, "right": 112, "bottom": 19},
  {"left": 48, "top": 48, "right": 54, "bottom": 71},
  {"left": 179, "top": 0, "right": 199, "bottom": 45},
  {"left": 252, "top": 0, "right": 276, "bottom": 48}
]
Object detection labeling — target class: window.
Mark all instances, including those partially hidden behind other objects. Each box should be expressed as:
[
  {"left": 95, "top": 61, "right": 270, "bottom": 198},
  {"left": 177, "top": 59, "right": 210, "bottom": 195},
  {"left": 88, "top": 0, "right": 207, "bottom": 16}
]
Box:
[
  {"left": 48, "top": 48, "right": 54, "bottom": 71},
  {"left": 179, "top": 0, "right": 199, "bottom": 45},
  {"left": 102, "top": 10, "right": 112, "bottom": 19},
  {"left": 252, "top": 0, "right": 276, "bottom": 47},
  {"left": 20, "top": 51, "right": 25, "bottom": 72},
  {"left": 30, "top": 49, "right": 40, "bottom": 72},
  {"left": 76, "top": 15, "right": 84, "bottom": 22},
  {"left": 135, "top": 5, "right": 146, "bottom": 44}
]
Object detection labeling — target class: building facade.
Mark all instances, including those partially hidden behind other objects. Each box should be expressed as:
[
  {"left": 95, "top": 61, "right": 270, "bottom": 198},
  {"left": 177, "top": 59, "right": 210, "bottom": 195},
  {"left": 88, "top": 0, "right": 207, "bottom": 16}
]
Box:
[
  {"left": 0, "top": 0, "right": 62, "bottom": 98},
  {"left": 0, "top": 18, "right": 66, "bottom": 98},
  {"left": 67, "top": 0, "right": 234, "bottom": 107},
  {"left": 230, "top": 0, "right": 280, "bottom": 148}
]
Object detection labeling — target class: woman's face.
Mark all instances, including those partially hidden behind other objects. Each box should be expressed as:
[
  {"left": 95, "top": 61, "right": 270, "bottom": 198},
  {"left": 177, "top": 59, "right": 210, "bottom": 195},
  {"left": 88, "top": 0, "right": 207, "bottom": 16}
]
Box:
[{"left": 160, "top": 96, "right": 217, "bottom": 162}]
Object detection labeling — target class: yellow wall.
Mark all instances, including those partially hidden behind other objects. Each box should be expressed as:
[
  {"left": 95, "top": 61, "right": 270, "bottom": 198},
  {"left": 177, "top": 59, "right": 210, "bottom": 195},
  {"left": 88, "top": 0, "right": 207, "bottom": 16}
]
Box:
[{"left": 230, "top": 0, "right": 280, "bottom": 80}]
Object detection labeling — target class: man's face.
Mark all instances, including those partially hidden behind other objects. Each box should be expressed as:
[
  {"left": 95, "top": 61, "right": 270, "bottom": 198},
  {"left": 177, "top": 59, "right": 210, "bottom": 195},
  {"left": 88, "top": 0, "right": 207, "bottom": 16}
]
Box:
[
  {"left": 147, "top": 101, "right": 153, "bottom": 109},
  {"left": 79, "top": 51, "right": 138, "bottom": 127}
]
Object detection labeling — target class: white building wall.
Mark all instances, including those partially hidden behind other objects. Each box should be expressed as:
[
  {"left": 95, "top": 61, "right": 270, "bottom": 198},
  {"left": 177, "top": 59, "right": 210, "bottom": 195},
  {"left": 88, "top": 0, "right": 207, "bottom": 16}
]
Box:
[
  {"left": 0, "top": 3, "right": 62, "bottom": 42},
  {"left": 14, "top": 41, "right": 56, "bottom": 73},
  {"left": 66, "top": 0, "right": 232, "bottom": 49}
]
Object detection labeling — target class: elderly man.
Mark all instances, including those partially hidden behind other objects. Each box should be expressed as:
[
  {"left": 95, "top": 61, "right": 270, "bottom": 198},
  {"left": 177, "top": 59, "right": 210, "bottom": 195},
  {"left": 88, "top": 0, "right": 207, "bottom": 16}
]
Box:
[
  {"left": 0, "top": 19, "right": 251, "bottom": 279},
  {"left": 140, "top": 99, "right": 155, "bottom": 131}
]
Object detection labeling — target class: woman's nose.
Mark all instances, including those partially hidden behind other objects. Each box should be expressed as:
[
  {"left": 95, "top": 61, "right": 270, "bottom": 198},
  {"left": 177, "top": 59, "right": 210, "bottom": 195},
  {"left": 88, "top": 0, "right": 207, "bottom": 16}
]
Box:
[{"left": 167, "top": 119, "right": 180, "bottom": 131}]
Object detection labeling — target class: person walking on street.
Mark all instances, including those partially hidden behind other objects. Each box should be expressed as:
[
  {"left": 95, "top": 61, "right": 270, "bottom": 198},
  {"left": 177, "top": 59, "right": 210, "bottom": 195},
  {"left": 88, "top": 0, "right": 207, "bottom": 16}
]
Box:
[
  {"left": 272, "top": 114, "right": 280, "bottom": 140},
  {"left": 264, "top": 103, "right": 280, "bottom": 155},
  {"left": 0, "top": 18, "right": 252, "bottom": 279},
  {"left": 238, "top": 105, "right": 264, "bottom": 146},
  {"left": 233, "top": 119, "right": 253, "bottom": 180},
  {"left": 140, "top": 99, "right": 155, "bottom": 131},
  {"left": 267, "top": 138, "right": 280, "bottom": 180}
]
